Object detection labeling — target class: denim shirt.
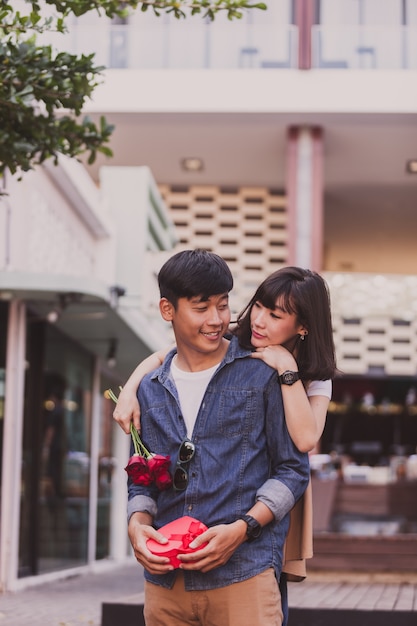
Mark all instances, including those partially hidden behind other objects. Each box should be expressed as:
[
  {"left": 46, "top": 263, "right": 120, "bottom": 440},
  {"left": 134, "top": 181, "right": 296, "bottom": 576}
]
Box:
[{"left": 128, "top": 336, "right": 310, "bottom": 591}]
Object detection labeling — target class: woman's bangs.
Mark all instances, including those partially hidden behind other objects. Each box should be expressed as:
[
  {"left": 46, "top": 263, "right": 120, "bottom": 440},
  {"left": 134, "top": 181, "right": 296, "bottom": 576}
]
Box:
[{"left": 259, "top": 284, "right": 296, "bottom": 314}]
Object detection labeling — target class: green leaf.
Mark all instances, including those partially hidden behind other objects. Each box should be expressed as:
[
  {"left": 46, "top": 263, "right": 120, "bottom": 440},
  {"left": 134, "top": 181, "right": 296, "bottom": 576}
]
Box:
[{"left": 0, "top": 0, "right": 264, "bottom": 178}]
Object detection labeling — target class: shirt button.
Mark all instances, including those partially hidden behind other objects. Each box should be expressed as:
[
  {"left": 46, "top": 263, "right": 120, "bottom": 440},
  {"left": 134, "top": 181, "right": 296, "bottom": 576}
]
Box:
[{"left": 188, "top": 505, "right": 193, "bottom": 511}]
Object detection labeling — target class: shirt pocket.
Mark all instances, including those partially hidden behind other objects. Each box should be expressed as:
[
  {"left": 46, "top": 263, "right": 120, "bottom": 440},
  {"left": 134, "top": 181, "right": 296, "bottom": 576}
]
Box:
[
  {"left": 216, "top": 388, "right": 255, "bottom": 437},
  {"left": 141, "top": 404, "right": 180, "bottom": 454}
]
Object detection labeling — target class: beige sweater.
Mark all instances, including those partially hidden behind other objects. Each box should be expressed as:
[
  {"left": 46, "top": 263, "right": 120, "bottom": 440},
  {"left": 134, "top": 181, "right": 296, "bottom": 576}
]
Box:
[{"left": 282, "top": 479, "right": 313, "bottom": 581}]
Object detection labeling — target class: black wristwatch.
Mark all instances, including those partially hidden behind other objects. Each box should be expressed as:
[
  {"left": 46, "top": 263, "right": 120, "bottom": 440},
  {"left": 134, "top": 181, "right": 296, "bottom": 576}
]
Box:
[
  {"left": 239, "top": 514, "right": 262, "bottom": 542},
  {"left": 279, "top": 370, "right": 300, "bottom": 386}
]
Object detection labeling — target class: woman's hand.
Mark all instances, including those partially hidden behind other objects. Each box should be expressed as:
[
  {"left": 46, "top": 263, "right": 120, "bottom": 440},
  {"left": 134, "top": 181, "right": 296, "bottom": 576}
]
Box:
[
  {"left": 250, "top": 344, "right": 297, "bottom": 375},
  {"left": 113, "top": 384, "right": 141, "bottom": 434},
  {"left": 112, "top": 348, "right": 170, "bottom": 434}
]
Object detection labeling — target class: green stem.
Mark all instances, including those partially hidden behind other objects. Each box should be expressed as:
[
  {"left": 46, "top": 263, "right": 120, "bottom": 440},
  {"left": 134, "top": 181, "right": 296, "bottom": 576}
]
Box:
[
  {"left": 130, "top": 422, "right": 150, "bottom": 458},
  {"left": 106, "top": 388, "right": 150, "bottom": 458},
  {"left": 107, "top": 388, "right": 119, "bottom": 403}
]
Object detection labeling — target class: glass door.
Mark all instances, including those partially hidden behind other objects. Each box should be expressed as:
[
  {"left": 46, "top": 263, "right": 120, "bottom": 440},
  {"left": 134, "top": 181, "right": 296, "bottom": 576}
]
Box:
[{"left": 19, "top": 320, "right": 93, "bottom": 576}]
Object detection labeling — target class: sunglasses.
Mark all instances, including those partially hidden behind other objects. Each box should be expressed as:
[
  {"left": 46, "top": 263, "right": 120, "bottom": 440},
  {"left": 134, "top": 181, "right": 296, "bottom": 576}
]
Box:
[{"left": 173, "top": 438, "right": 196, "bottom": 491}]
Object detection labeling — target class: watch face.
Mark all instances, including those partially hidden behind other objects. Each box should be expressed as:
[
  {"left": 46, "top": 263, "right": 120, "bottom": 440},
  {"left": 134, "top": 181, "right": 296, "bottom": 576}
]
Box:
[{"left": 281, "top": 371, "right": 299, "bottom": 385}]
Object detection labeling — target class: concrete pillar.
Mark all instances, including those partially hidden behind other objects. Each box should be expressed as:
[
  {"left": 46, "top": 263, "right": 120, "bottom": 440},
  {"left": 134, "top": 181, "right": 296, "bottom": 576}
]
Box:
[
  {"left": 286, "top": 126, "right": 324, "bottom": 271},
  {"left": 0, "top": 300, "right": 26, "bottom": 591},
  {"left": 294, "top": 0, "right": 315, "bottom": 69}
]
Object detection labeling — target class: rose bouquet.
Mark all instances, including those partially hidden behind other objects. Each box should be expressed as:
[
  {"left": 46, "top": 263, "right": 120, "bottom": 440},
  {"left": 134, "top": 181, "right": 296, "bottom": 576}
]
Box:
[{"left": 107, "top": 389, "right": 173, "bottom": 490}]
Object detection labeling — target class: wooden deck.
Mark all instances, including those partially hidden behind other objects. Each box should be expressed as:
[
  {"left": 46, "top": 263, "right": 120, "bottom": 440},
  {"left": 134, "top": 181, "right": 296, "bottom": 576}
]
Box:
[
  {"left": 286, "top": 573, "right": 417, "bottom": 626},
  {"left": 102, "top": 574, "right": 417, "bottom": 626},
  {"left": 288, "top": 578, "right": 417, "bottom": 611}
]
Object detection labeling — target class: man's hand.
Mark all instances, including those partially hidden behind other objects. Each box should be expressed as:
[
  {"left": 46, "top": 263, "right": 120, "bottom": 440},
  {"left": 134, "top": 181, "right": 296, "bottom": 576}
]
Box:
[
  {"left": 128, "top": 513, "right": 174, "bottom": 575},
  {"left": 177, "top": 521, "right": 248, "bottom": 573}
]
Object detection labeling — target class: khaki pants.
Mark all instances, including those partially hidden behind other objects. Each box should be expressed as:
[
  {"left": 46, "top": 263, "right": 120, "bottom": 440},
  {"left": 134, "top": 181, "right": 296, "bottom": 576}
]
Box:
[{"left": 144, "top": 568, "right": 282, "bottom": 626}]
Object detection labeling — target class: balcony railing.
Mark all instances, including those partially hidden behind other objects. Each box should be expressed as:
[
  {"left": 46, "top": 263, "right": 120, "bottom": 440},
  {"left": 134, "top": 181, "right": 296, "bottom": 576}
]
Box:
[
  {"left": 40, "top": 21, "right": 417, "bottom": 71},
  {"left": 39, "top": 23, "right": 298, "bottom": 70},
  {"left": 312, "top": 25, "right": 417, "bottom": 70}
]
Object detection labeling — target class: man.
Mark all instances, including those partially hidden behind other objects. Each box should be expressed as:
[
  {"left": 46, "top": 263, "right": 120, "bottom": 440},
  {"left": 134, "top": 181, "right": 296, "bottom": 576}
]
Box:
[{"left": 127, "top": 249, "right": 309, "bottom": 626}]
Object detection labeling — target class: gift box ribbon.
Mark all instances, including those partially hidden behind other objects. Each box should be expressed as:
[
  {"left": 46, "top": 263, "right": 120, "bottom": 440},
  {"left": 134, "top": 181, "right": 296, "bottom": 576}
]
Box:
[
  {"left": 168, "top": 520, "right": 206, "bottom": 548},
  {"left": 147, "top": 516, "right": 208, "bottom": 568}
]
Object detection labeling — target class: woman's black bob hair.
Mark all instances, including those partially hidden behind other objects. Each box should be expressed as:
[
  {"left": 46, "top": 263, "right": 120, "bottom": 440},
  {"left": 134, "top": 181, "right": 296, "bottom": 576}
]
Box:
[{"left": 234, "top": 266, "right": 337, "bottom": 382}]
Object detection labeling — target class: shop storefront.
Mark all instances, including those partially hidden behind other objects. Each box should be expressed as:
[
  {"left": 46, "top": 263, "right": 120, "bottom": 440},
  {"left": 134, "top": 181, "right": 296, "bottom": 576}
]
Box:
[
  {"left": 311, "top": 376, "right": 417, "bottom": 571},
  {"left": 0, "top": 293, "right": 157, "bottom": 590},
  {"left": 0, "top": 267, "right": 176, "bottom": 590},
  {"left": 0, "top": 161, "right": 177, "bottom": 592}
]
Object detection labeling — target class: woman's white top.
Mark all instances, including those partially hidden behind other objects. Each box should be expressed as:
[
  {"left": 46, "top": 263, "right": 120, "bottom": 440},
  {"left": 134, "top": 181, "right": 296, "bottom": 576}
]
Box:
[{"left": 306, "top": 379, "right": 332, "bottom": 399}]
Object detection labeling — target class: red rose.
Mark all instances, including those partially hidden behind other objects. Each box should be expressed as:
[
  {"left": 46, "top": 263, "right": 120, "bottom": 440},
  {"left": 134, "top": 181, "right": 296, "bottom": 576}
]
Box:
[
  {"left": 155, "top": 470, "right": 173, "bottom": 490},
  {"left": 107, "top": 389, "right": 173, "bottom": 490},
  {"left": 125, "top": 454, "right": 152, "bottom": 486},
  {"left": 148, "top": 454, "right": 173, "bottom": 490}
]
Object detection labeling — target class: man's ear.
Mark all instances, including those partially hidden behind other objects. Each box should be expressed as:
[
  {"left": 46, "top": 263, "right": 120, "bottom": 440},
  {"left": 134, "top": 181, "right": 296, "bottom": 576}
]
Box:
[{"left": 159, "top": 297, "right": 175, "bottom": 321}]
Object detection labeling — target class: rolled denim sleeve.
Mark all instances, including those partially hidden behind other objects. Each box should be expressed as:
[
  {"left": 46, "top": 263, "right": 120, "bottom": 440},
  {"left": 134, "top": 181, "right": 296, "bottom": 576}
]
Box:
[
  {"left": 127, "top": 495, "right": 158, "bottom": 523},
  {"left": 256, "top": 478, "right": 296, "bottom": 521}
]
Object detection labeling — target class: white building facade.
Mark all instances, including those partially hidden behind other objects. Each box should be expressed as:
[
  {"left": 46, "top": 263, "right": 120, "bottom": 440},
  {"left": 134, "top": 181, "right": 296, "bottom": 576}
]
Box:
[
  {"left": 0, "top": 162, "right": 176, "bottom": 590},
  {"left": 1, "top": 0, "right": 417, "bottom": 589}
]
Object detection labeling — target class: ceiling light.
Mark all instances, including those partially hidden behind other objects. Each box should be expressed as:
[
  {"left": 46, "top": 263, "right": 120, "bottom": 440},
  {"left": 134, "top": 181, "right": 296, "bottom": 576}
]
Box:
[
  {"left": 106, "top": 339, "right": 117, "bottom": 368},
  {"left": 406, "top": 159, "right": 417, "bottom": 173},
  {"left": 181, "top": 157, "right": 204, "bottom": 172},
  {"left": 46, "top": 309, "right": 60, "bottom": 324},
  {"left": 109, "top": 285, "right": 126, "bottom": 309},
  {"left": 45, "top": 292, "right": 84, "bottom": 323}
]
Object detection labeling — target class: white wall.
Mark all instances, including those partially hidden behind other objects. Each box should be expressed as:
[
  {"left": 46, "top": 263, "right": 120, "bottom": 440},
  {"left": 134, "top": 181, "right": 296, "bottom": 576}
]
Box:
[
  {"left": 324, "top": 188, "right": 417, "bottom": 274},
  {"left": 0, "top": 163, "right": 111, "bottom": 282},
  {"left": 83, "top": 68, "right": 417, "bottom": 114}
]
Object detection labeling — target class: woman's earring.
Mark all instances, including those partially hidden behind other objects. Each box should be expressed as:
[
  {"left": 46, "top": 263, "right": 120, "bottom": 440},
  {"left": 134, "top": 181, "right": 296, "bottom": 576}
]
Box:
[{"left": 300, "top": 334, "right": 305, "bottom": 341}]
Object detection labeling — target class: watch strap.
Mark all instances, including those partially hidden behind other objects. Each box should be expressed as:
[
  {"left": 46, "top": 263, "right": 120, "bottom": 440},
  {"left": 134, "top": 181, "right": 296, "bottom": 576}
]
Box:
[{"left": 238, "top": 514, "right": 262, "bottom": 542}]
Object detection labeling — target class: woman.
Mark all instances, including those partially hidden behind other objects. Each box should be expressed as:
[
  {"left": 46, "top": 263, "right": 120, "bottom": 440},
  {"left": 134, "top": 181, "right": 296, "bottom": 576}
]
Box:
[
  {"left": 113, "top": 266, "right": 337, "bottom": 625},
  {"left": 232, "top": 266, "right": 336, "bottom": 623},
  {"left": 235, "top": 266, "right": 336, "bottom": 453}
]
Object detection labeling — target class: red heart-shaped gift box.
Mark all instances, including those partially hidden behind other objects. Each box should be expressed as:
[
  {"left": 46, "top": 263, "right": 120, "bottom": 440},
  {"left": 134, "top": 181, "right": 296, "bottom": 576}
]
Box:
[{"left": 147, "top": 515, "right": 208, "bottom": 568}]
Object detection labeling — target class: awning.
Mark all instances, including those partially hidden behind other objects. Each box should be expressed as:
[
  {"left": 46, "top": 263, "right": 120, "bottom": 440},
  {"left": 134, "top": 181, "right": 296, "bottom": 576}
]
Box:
[{"left": 0, "top": 271, "right": 165, "bottom": 380}]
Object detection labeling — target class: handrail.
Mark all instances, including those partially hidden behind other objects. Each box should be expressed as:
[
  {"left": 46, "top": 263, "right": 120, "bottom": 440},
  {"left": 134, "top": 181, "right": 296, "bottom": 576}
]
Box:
[
  {"left": 41, "top": 24, "right": 299, "bottom": 70},
  {"left": 311, "top": 25, "right": 417, "bottom": 70}
]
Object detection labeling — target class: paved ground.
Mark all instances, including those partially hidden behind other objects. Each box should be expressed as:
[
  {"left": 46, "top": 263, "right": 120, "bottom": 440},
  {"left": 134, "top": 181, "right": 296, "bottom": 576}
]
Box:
[
  {"left": 0, "top": 560, "right": 145, "bottom": 626},
  {"left": 1, "top": 563, "right": 417, "bottom": 626}
]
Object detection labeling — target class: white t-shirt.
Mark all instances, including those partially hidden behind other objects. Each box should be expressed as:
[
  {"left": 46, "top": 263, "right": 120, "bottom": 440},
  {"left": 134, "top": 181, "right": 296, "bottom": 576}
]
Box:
[
  {"left": 306, "top": 379, "right": 332, "bottom": 399},
  {"left": 171, "top": 353, "right": 332, "bottom": 436},
  {"left": 171, "top": 357, "right": 219, "bottom": 437}
]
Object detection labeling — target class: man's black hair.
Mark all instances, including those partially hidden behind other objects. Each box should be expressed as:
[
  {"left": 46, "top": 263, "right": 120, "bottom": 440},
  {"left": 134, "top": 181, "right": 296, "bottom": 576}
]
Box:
[{"left": 158, "top": 249, "right": 233, "bottom": 308}]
